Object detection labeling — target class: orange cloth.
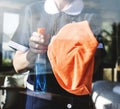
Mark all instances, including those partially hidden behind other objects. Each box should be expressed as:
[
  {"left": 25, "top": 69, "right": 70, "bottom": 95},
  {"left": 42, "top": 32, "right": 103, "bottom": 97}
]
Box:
[{"left": 47, "top": 21, "right": 98, "bottom": 95}]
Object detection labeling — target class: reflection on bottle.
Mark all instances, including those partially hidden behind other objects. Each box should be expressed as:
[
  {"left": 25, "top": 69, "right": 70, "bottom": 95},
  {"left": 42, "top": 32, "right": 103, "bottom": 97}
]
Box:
[{"left": 34, "top": 54, "right": 46, "bottom": 93}]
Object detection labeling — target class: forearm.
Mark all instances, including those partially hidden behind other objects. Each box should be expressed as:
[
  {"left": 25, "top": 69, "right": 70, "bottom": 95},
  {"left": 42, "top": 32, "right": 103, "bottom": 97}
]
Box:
[
  {"left": 12, "top": 30, "right": 49, "bottom": 73},
  {"left": 13, "top": 50, "right": 37, "bottom": 73}
]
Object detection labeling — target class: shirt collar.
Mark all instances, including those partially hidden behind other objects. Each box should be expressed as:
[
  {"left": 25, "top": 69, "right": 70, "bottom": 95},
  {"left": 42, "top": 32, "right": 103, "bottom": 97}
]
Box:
[{"left": 44, "top": 0, "right": 84, "bottom": 15}]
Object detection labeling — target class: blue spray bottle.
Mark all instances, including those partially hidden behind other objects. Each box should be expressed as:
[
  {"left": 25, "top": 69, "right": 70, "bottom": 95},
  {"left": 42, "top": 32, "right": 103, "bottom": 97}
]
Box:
[
  {"left": 34, "top": 53, "right": 47, "bottom": 93},
  {"left": 34, "top": 28, "right": 47, "bottom": 93}
]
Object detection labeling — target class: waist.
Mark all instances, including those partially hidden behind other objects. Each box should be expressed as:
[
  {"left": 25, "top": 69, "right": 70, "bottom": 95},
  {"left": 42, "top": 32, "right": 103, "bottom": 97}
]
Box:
[
  {"left": 26, "top": 73, "right": 56, "bottom": 91},
  {"left": 26, "top": 74, "right": 90, "bottom": 99}
]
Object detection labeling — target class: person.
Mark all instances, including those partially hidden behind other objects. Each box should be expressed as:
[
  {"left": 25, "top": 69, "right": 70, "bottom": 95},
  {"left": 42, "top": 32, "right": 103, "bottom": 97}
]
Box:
[{"left": 9, "top": 0, "right": 104, "bottom": 109}]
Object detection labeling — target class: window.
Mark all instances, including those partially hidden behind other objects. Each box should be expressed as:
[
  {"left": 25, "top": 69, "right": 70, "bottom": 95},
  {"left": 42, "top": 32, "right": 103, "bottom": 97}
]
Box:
[{"left": 2, "top": 12, "right": 19, "bottom": 66}]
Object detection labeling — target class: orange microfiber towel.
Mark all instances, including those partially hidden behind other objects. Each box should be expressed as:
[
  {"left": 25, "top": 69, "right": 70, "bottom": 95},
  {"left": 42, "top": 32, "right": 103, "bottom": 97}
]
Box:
[{"left": 47, "top": 21, "right": 98, "bottom": 95}]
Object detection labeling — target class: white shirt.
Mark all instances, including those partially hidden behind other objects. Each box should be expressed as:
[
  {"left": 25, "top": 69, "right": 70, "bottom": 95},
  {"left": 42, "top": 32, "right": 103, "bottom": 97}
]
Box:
[{"left": 44, "top": 0, "right": 84, "bottom": 15}]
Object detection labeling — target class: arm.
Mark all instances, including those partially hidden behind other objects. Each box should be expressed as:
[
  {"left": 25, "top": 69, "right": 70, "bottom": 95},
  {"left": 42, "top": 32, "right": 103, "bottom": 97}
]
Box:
[
  {"left": 13, "top": 50, "right": 36, "bottom": 73},
  {"left": 13, "top": 31, "right": 50, "bottom": 73}
]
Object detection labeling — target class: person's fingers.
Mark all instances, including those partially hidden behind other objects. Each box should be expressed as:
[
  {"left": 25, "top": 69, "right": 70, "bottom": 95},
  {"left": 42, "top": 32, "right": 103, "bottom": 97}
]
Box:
[
  {"left": 32, "top": 32, "right": 45, "bottom": 44},
  {"left": 30, "top": 47, "right": 47, "bottom": 54},
  {"left": 32, "top": 31, "right": 51, "bottom": 45},
  {"left": 32, "top": 32, "right": 39, "bottom": 37},
  {"left": 29, "top": 31, "right": 49, "bottom": 54},
  {"left": 29, "top": 40, "right": 48, "bottom": 53},
  {"left": 29, "top": 41, "right": 47, "bottom": 49}
]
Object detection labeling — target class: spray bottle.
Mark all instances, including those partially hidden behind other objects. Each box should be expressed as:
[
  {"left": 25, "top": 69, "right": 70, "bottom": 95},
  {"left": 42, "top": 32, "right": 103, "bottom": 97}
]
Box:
[{"left": 34, "top": 28, "right": 47, "bottom": 93}]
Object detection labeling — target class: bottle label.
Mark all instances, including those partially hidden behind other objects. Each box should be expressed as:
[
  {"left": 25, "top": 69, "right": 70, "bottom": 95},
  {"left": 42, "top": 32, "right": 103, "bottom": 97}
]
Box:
[{"left": 34, "top": 63, "right": 46, "bottom": 92}]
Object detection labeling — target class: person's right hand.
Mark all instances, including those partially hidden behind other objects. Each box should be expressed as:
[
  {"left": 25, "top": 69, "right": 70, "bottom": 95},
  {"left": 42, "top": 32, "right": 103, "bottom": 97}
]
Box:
[{"left": 29, "top": 31, "right": 50, "bottom": 54}]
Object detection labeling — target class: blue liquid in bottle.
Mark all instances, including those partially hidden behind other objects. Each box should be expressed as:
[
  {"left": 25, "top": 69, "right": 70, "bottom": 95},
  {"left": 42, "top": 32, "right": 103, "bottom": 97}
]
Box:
[{"left": 34, "top": 54, "right": 46, "bottom": 93}]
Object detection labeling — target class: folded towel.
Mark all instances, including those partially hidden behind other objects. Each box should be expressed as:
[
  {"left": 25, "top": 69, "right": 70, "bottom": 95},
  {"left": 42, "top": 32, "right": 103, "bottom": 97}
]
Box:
[{"left": 47, "top": 21, "right": 98, "bottom": 95}]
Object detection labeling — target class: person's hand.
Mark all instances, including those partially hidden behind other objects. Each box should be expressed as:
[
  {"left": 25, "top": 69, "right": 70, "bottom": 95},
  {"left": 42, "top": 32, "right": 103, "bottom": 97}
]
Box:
[{"left": 29, "top": 30, "right": 50, "bottom": 54}]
